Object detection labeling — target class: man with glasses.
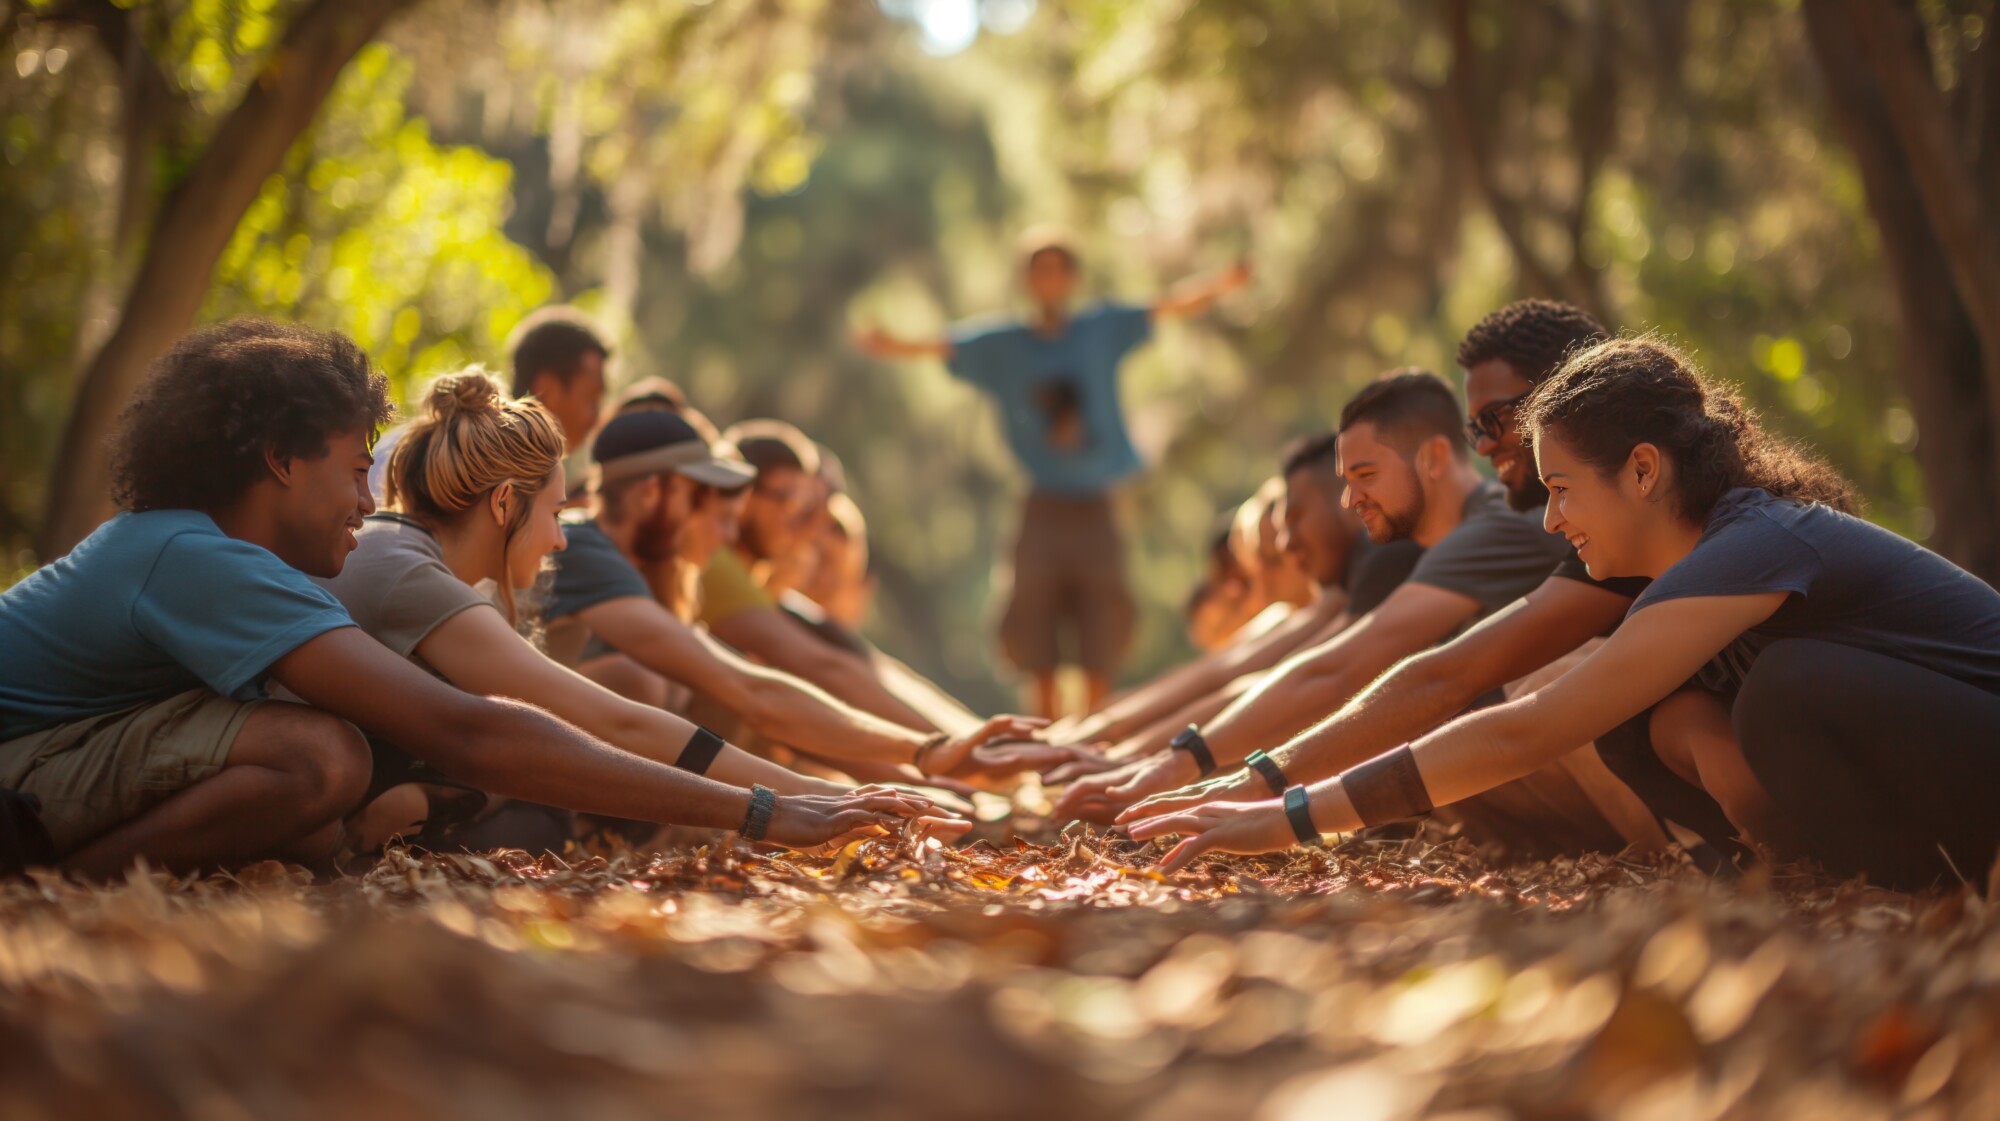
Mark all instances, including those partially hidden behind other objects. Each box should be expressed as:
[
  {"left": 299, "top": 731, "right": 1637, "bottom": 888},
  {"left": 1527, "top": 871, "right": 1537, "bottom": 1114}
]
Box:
[
  {"left": 1115, "top": 300, "right": 1685, "bottom": 857},
  {"left": 1056, "top": 367, "right": 1595, "bottom": 832}
]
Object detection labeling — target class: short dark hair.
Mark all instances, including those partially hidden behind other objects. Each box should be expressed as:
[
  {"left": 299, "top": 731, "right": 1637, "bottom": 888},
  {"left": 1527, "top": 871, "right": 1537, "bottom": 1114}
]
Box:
[
  {"left": 1280, "top": 431, "right": 1340, "bottom": 477},
  {"left": 1337, "top": 368, "right": 1467, "bottom": 460},
  {"left": 507, "top": 307, "right": 609, "bottom": 399},
  {"left": 111, "top": 318, "right": 391, "bottom": 513},
  {"left": 723, "top": 419, "right": 821, "bottom": 478},
  {"left": 1457, "top": 299, "right": 1609, "bottom": 384}
]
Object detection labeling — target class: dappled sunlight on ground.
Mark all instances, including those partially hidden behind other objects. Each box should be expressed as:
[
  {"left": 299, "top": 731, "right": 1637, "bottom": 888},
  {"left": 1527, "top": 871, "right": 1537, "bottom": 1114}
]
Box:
[{"left": 0, "top": 827, "right": 1995, "bottom": 1120}]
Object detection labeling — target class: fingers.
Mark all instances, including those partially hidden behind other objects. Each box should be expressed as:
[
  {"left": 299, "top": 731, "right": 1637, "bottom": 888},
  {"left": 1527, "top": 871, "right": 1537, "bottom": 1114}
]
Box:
[
  {"left": 1158, "top": 833, "right": 1218, "bottom": 875},
  {"left": 1124, "top": 812, "right": 1205, "bottom": 843},
  {"left": 1116, "top": 780, "right": 1226, "bottom": 823},
  {"left": 826, "top": 809, "right": 902, "bottom": 837},
  {"left": 912, "top": 814, "right": 974, "bottom": 840}
]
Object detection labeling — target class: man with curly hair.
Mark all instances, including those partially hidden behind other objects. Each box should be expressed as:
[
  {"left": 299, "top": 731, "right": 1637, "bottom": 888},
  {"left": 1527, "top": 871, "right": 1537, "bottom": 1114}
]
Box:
[
  {"left": 1118, "top": 300, "right": 1710, "bottom": 858},
  {"left": 0, "top": 320, "right": 936, "bottom": 878}
]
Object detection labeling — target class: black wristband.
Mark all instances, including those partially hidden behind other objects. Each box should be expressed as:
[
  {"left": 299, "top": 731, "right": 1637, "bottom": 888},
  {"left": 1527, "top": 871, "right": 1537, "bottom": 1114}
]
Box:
[
  {"left": 1244, "top": 749, "right": 1288, "bottom": 795},
  {"left": 740, "top": 784, "right": 777, "bottom": 841},
  {"left": 1170, "top": 724, "right": 1217, "bottom": 776},
  {"left": 1282, "top": 785, "right": 1320, "bottom": 845},
  {"left": 1340, "top": 746, "right": 1434, "bottom": 827},
  {"left": 674, "top": 727, "right": 726, "bottom": 776}
]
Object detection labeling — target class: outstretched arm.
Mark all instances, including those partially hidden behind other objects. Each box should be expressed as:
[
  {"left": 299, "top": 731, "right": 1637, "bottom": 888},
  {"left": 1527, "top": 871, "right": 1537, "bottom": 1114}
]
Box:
[
  {"left": 417, "top": 602, "right": 845, "bottom": 797},
  {"left": 1065, "top": 591, "right": 1348, "bottom": 745},
  {"left": 1055, "top": 583, "right": 1477, "bottom": 819},
  {"left": 855, "top": 326, "right": 955, "bottom": 361},
  {"left": 581, "top": 595, "right": 1072, "bottom": 780},
  {"left": 1151, "top": 259, "right": 1252, "bottom": 321},
  {"left": 1120, "top": 576, "right": 1631, "bottom": 818},
  {"left": 272, "top": 628, "right": 935, "bottom": 845},
  {"left": 1128, "top": 593, "right": 1786, "bottom": 872}
]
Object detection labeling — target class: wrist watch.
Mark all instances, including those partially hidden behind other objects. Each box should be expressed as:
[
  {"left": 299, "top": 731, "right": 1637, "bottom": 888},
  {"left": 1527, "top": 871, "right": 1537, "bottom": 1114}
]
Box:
[
  {"left": 1282, "top": 785, "right": 1321, "bottom": 846},
  {"left": 1169, "top": 724, "right": 1217, "bottom": 776},
  {"left": 1244, "top": 749, "right": 1289, "bottom": 795}
]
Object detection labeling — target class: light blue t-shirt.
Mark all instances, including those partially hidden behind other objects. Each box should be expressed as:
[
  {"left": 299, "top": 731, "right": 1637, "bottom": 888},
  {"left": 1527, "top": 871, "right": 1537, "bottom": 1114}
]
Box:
[
  {"left": 947, "top": 303, "right": 1153, "bottom": 494},
  {"left": 0, "top": 511, "right": 356, "bottom": 740}
]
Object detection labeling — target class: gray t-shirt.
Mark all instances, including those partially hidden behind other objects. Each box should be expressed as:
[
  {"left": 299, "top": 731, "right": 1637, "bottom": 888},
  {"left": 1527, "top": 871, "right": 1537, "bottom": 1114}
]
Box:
[
  {"left": 1405, "top": 479, "right": 1571, "bottom": 620},
  {"left": 1632, "top": 487, "right": 2000, "bottom": 695},
  {"left": 313, "top": 514, "right": 495, "bottom": 672}
]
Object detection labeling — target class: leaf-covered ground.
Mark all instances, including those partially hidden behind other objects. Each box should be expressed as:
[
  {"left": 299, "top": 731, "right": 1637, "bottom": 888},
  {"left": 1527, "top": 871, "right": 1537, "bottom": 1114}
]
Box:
[{"left": 1, "top": 823, "right": 1995, "bottom": 1121}]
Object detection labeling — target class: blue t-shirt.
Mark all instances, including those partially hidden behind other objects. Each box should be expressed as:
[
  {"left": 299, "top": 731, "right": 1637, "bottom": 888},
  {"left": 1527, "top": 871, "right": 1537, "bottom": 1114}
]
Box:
[
  {"left": 947, "top": 303, "right": 1153, "bottom": 494},
  {"left": 544, "top": 519, "right": 652, "bottom": 623},
  {"left": 1631, "top": 488, "right": 2000, "bottom": 694},
  {"left": 0, "top": 511, "right": 356, "bottom": 740}
]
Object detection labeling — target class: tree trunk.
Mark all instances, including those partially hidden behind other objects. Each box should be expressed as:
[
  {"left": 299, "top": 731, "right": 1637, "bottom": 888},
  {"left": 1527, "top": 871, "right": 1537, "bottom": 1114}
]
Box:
[
  {"left": 37, "top": 0, "right": 412, "bottom": 560},
  {"left": 1802, "top": 1, "right": 2000, "bottom": 583}
]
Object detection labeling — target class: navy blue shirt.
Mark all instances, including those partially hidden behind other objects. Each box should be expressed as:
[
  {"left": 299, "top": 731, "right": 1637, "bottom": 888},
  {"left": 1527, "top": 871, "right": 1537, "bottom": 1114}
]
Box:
[
  {"left": 0, "top": 511, "right": 355, "bottom": 739},
  {"left": 1631, "top": 488, "right": 2000, "bottom": 694},
  {"left": 545, "top": 518, "right": 652, "bottom": 623}
]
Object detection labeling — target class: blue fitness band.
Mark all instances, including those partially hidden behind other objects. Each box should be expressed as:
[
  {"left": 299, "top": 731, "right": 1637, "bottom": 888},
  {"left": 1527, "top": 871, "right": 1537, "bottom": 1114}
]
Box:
[
  {"left": 1282, "top": 785, "right": 1320, "bottom": 845},
  {"left": 1244, "top": 749, "right": 1288, "bottom": 795},
  {"left": 1170, "top": 724, "right": 1217, "bottom": 776}
]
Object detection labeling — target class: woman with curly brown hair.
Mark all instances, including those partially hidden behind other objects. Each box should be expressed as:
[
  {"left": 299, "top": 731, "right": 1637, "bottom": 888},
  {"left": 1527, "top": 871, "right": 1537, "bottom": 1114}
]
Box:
[{"left": 1130, "top": 337, "right": 2000, "bottom": 891}]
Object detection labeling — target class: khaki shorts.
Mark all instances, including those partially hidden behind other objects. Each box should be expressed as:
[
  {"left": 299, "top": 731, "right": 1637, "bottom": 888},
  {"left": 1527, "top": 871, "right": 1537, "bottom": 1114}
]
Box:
[
  {"left": 997, "top": 490, "right": 1135, "bottom": 678},
  {"left": 0, "top": 689, "right": 257, "bottom": 856}
]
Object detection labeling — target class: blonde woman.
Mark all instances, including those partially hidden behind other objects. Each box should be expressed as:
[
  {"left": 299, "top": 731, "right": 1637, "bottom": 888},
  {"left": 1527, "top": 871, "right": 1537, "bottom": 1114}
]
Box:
[{"left": 317, "top": 370, "right": 983, "bottom": 846}]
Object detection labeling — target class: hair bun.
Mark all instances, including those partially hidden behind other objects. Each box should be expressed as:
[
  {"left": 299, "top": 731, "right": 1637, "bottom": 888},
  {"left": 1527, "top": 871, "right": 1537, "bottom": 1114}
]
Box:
[{"left": 426, "top": 368, "right": 505, "bottom": 421}]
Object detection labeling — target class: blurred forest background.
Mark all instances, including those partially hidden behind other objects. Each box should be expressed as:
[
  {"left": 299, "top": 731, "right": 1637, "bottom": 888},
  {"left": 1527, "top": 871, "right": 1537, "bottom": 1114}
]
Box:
[{"left": 4, "top": 0, "right": 1998, "bottom": 714}]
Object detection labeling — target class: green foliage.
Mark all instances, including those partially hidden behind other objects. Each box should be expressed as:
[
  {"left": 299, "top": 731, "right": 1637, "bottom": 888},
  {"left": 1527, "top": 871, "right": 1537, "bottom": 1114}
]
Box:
[{"left": 206, "top": 44, "right": 553, "bottom": 409}]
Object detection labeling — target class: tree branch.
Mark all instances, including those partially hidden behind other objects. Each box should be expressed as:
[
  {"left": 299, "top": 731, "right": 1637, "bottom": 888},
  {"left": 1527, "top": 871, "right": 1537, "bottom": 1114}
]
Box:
[{"left": 39, "top": 0, "right": 416, "bottom": 558}]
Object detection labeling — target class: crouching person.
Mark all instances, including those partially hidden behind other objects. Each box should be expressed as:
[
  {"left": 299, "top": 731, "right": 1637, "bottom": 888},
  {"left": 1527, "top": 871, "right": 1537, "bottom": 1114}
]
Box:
[{"left": 0, "top": 320, "right": 935, "bottom": 879}]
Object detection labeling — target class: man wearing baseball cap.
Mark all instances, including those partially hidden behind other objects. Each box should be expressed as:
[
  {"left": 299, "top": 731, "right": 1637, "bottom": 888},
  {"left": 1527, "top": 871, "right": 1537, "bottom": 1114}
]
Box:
[{"left": 543, "top": 411, "right": 1078, "bottom": 785}]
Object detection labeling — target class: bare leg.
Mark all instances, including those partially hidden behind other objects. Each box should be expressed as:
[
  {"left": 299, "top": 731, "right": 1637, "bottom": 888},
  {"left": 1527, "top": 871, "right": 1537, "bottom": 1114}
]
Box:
[
  {"left": 61, "top": 702, "right": 371, "bottom": 880},
  {"left": 1032, "top": 672, "right": 1061, "bottom": 721},
  {"left": 1084, "top": 673, "right": 1112, "bottom": 714},
  {"left": 1649, "top": 687, "right": 1785, "bottom": 847}
]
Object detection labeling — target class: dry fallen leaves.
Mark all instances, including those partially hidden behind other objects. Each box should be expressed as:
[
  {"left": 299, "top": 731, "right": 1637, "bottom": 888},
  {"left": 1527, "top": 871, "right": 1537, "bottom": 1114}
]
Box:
[{"left": 0, "top": 821, "right": 1995, "bottom": 1121}]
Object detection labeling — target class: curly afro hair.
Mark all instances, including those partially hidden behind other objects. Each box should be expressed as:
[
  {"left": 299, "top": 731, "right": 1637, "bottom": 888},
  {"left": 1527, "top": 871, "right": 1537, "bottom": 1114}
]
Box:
[
  {"left": 111, "top": 318, "right": 393, "bottom": 513},
  {"left": 1457, "top": 299, "right": 1609, "bottom": 384}
]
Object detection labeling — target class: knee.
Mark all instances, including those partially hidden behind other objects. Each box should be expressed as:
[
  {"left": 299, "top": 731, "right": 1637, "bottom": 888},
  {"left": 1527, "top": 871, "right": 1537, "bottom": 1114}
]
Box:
[{"left": 275, "top": 708, "right": 372, "bottom": 815}]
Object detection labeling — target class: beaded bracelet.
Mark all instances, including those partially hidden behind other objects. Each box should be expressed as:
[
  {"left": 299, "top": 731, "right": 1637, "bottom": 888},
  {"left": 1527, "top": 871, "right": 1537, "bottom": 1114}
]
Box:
[{"left": 740, "top": 784, "right": 777, "bottom": 841}]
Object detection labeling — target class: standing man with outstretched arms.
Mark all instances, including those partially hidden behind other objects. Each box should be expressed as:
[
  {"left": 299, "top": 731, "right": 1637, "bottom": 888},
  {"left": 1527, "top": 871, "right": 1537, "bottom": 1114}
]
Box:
[{"left": 857, "top": 228, "right": 1251, "bottom": 718}]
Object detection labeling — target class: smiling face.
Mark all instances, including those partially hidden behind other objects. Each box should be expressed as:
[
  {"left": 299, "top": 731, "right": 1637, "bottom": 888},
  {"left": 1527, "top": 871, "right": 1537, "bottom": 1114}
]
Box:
[
  {"left": 739, "top": 465, "right": 822, "bottom": 562},
  {"left": 677, "top": 480, "right": 749, "bottom": 569},
  {"left": 502, "top": 465, "right": 569, "bottom": 592},
  {"left": 1336, "top": 422, "right": 1424, "bottom": 544},
  {"left": 1463, "top": 357, "right": 1544, "bottom": 513},
  {"left": 1535, "top": 428, "right": 1652, "bottom": 579},
  {"left": 273, "top": 427, "right": 375, "bottom": 578}
]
